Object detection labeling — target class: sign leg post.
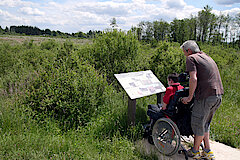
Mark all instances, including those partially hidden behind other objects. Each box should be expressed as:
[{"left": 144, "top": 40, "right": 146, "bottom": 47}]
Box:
[
  {"left": 157, "top": 92, "right": 164, "bottom": 105},
  {"left": 128, "top": 97, "right": 136, "bottom": 126}
]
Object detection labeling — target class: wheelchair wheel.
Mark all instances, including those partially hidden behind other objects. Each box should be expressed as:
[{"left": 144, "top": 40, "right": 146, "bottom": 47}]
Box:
[{"left": 152, "top": 118, "right": 181, "bottom": 156}]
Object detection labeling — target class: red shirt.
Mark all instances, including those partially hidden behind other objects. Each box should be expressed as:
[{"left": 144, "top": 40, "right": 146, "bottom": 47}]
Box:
[{"left": 163, "top": 83, "right": 184, "bottom": 104}]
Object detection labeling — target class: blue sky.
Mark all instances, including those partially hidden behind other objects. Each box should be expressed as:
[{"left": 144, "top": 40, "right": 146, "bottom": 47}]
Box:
[{"left": 0, "top": 0, "right": 239, "bottom": 33}]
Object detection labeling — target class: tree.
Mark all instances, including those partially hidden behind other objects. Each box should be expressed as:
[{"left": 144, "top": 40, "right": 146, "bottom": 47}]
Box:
[
  {"left": 45, "top": 29, "right": 52, "bottom": 36},
  {"left": 136, "top": 21, "right": 146, "bottom": 40},
  {"left": 10, "top": 26, "right": 16, "bottom": 33},
  {"left": 234, "top": 13, "right": 240, "bottom": 47},
  {"left": 131, "top": 26, "right": 142, "bottom": 41},
  {"left": 197, "top": 5, "right": 213, "bottom": 42},
  {"left": 208, "top": 14, "right": 217, "bottom": 42},
  {"left": 216, "top": 13, "right": 225, "bottom": 43},
  {"left": 5, "top": 26, "right": 9, "bottom": 33},
  {"left": 87, "top": 30, "right": 93, "bottom": 38},
  {"left": 170, "top": 19, "right": 187, "bottom": 44},
  {"left": 223, "top": 14, "right": 231, "bottom": 43},
  {"left": 0, "top": 26, "right": 3, "bottom": 33},
  {"left": 57, "top": 30, "right": 62, "bottom": 36},
  {"left": 52, "top": 31, "right": 57, "bottom": 36},
  {"left": 110, "top": 17, "right": 118, "bottom": 29},
  {"left": 136, "top": 21, "right": 153, "bottom": 42},
  {"left": 146, "top": 21, "right": 154, "bottom": 42},
  {"left": 187, "top": 15, "right": 197, "bottom": 40},
  {"left": 153, "top": 19, "right": 170, "bottom": 41},
  {"left": 76, "top": 31, "right": 87, "bottom": 38},
  {"left": 170, "top": 19, "right": 178, "bottom": 42}
]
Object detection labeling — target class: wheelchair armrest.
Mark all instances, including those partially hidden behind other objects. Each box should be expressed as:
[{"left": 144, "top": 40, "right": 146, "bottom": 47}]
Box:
[{"left": 160, "top": 109, "right": 174, "bottom": 118}]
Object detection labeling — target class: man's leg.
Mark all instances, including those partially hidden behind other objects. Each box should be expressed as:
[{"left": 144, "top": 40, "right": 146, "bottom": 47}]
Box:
[
  {"left": 187, "top": 134, "right": 202, "bottom": 159},
  {"left": 203, "top": 132, "right": 210, "bottom": 149},
  {"left": 193, "top": 135, "right": 204, "bottom": 151},
  {"left": 203, "top": 95, "right": 222, "bottom": 150},
  {"left": 202, "top": 131, "right": 216, "bottom": 160},
  {"left": 191, "top": 99, "right": 205, "bottom": 151}
]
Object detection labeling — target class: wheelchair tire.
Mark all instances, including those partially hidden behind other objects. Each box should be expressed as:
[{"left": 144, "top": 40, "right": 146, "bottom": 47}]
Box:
[
  {"left": 152, "top": 118, "right": 181, "bottom": 156},
  {"left": 148, "top": 135, "right": 154, "bottom": 145}
]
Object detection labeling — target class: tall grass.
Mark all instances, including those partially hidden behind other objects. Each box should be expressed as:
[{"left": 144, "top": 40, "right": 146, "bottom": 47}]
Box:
[
  {"left": 0, "top": 91, "right": 155, "bottom": 159},
  {"left": 0, "top": 33, "right": 239, "bottom": 160}
]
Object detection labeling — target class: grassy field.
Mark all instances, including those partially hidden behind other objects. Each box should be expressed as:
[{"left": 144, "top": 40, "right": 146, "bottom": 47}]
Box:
[
  {"left": 0, "top": 33, "right": 239, "bottom": 159},
  {"left": 0, "top": 35, "right": 92, "bottom": 45}
]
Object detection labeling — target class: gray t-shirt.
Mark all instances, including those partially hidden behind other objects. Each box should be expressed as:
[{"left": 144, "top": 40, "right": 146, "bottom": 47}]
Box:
[{"left": 186, "top": 52, "right": 224, "bottom": 100}]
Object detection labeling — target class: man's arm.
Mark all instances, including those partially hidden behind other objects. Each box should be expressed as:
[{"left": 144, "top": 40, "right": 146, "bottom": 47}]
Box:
[
  {"left": 182, "top": 71, "right": 197, "bottom": 104},
  {"left": 162, "top": 102, "right": 167, "bottom": 110}
]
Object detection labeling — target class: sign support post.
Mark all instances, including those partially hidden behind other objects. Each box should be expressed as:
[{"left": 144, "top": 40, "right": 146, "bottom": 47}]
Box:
[
  {"left": 128, "top": 97, "right": 136, "bottom": 126},
  {"left": 157, "top": 92, "right": 165, "bottom": 104}
]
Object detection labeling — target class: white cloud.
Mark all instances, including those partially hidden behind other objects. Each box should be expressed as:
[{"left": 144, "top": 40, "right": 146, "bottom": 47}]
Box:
[
  {"left": 165, "top": 0, "right": 186, "bottom": 9},
  {"left": 72, "top": 2, "right": 131, "bottom": 16},
  {"left": 213, "top": 7, "right": 240, "bottom": 17},
  {"left": 0, "top": 9, "right": 25, "bottom": 26},
  {"left": 0, "top": 0, "right": 34, "bottom": 7},
  {"left": 214, "top": 0, "right": 240, "bottom": 5},
  {"left": 20, "top": 7, "right": 45, "bottom": 16},
  {"left": 0, "top": 0, "right": 239, "bottom": 33}
]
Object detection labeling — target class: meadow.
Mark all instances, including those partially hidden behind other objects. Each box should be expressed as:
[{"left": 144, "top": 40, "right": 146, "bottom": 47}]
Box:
[{"left": 0, "top": 31, "right": 239, "bottom": 159}]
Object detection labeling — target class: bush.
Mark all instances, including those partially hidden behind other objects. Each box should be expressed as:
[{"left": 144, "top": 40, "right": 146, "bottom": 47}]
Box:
[
  {"left": 40, "top": 39, "right": 59, "bottom": 50},
  {"left": 149, "top": 42, "right": 185, "bottom": 85},
  {"left": 25, "top": 42, "right": 110, "bottom": 130},
  {"left": 91, "top": 30, "right": 140, "bottom": 84},
  {"left": 0, "top": 41, "right": 56, "bottom": 95},
  {"left": 0, "top": 43, "right": 19, "bottom": 76}
]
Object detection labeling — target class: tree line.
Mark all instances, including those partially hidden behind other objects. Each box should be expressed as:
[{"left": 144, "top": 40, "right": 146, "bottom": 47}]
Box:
[
  {"left": 0, "top": 5, "right": 239, "bottom": 48},
  {"left": 131, "top": 5, "right": 240, "bottom": 48},
  {"left": 0, "top": 25, "right": 101, "bottom": 39}
]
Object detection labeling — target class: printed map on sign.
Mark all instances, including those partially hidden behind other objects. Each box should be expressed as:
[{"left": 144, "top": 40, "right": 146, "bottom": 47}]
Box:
[{"left": 114, "top": 70, "right": 166, "bottom": 99}]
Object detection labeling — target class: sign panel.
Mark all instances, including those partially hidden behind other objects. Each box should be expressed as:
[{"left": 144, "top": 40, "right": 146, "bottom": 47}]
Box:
[{"left": 114, "top": 70, "right": 166, "bottom": 99}]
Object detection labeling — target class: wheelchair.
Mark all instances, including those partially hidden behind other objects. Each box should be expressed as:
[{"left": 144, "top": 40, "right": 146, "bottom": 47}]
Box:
[{"left": 144, "top": 73, "right": 195, "bottom": 159}]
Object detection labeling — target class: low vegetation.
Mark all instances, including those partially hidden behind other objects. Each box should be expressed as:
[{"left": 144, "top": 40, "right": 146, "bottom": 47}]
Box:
[{"left": 0, "top": 31, "right": 239, "bottom": 159}]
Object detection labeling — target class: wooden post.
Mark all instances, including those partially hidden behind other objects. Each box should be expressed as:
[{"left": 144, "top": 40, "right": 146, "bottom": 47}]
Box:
[
  {"left": 157, "top": 92, "right": 165, "bottom": 105},
  {"left": 128, "top": 97, "right": 136, "bottom": 126}
]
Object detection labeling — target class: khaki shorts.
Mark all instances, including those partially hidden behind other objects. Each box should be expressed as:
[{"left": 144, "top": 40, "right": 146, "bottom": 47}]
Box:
[{"left": 191, "top": 95, "right": 222, "bottom": 136}]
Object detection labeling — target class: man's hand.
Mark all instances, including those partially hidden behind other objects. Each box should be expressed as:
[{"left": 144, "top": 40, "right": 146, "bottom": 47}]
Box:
[
  {"left": 162, "top": 106, "right": 167, "bottom": 110},
  {"left": 161, "top": 102, "right": 167, "bottom": 110},
  {"left": 181, "top": 96, "right": 192, "bottom": 104}
]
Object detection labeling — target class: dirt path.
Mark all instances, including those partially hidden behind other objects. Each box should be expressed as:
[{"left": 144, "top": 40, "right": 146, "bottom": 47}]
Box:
[{"left": 136, "top": 138, "right": 240, "bottom": 160}]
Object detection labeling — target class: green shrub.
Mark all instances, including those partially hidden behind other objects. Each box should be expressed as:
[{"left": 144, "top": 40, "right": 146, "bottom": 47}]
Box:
[
  {"left": 0, "top": 43, "right": 19, "bottom": 76},
  {"left": 25, "top": 42, "right": 110, "bottom": 130},
  {"left": 149, "top": 42, "right": 185, "bottom": 85},
  {"left": 40, "top": 39, "right": 59, "bottom": 50},
  {"left": 0, "top": 41, "right": 56, "bottom": 95},
  {"left": 91, "top": 30, "right": 140, "bottom": 84}
]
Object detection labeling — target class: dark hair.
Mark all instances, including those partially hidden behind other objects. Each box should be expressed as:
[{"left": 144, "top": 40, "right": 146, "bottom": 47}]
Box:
[{"left": 167, "top": 73, "right": 179, "bottom": 83}]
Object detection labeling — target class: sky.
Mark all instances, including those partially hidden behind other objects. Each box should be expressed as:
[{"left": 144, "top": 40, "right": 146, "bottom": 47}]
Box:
[{"left": 0, "top": 0, "right": 239, "bottom": 33}]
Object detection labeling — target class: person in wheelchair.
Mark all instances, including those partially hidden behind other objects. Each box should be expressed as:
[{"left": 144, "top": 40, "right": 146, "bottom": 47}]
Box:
[
  {"left": 162, "top": 73, "right": 184, "bottom": 110},
  {"left": 147, "top": 73, "right": 184, "bottom": 123},
  {"left": 145, "top": 72, "right": 194, "bottom": 155}
]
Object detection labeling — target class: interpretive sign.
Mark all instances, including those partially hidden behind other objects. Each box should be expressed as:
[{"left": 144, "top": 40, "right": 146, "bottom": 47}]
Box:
[{"left": 114, "top": 70, "right": 166, "bottom": 99}]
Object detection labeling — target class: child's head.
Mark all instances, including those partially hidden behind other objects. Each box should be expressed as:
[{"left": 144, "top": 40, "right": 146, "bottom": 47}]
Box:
[{"left": 167, "top": 73, "right": 179, "bottom": 85}]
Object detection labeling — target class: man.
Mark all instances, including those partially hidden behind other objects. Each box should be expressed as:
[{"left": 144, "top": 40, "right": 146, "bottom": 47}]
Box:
[{"left": 180, "top": 40, "right": 223, "bottom": 160}]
